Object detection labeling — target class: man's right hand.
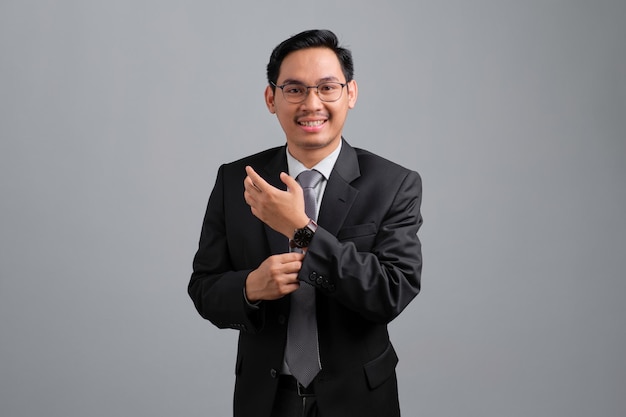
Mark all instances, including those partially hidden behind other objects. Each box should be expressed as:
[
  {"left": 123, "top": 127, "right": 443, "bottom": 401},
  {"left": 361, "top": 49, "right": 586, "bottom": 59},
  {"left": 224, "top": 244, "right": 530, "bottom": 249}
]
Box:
[{"left": 245, "top": 252, "right": 305, "bottom": 301}]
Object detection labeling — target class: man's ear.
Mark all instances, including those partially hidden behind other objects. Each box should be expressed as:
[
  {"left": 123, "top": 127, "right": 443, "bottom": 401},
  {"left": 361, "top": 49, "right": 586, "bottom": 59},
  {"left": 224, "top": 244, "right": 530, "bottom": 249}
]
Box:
[
  {"left": 347, "top": 79, "right": 358, "bottom": 109},
  {"left": 265, "top": 85, "right": 276, "bottom": 114}
]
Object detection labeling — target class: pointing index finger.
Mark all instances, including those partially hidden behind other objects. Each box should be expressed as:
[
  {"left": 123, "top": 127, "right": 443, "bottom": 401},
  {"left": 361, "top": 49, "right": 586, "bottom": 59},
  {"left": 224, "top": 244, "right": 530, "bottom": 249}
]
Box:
[{"left": 245, "top": 166, "right": 269, "bottom": 192}]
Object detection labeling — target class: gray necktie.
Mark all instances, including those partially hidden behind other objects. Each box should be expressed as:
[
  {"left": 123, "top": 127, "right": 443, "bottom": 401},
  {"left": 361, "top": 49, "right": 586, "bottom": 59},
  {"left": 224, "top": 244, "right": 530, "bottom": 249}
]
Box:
[{"left": 285, "top": 169, "right": 323, "bottom": 388}]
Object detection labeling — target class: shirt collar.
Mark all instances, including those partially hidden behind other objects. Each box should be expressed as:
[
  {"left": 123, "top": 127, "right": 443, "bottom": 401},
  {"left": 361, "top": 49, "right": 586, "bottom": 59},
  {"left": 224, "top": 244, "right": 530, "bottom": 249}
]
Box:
[{"left": 286, "top": 140, "right": 342, "bottom": 181}]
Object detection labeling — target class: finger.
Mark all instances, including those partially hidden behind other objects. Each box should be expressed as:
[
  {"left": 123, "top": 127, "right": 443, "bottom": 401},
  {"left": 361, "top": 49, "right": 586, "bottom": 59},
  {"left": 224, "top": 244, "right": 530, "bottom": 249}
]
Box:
[
  {"left": 285, "top": 259, "right": 305, "bottom": 276},
  {"left": 279, "top": 172, "right": 301, "bottom": 192},
  {"left": 279, "top": 273, "right": 301, "bottom": 287},
  {"left": 245, "top": 166, "right": 271, "bottom": 192},
  {"left": 243, "top": 177, "right": 259, "bottom": 197},
  {"left": 280, "top": 270, "right": 301, "bottom": 281},
  {"left": 281, "top": 261, "right": 302, "bottom": 275},
  {"left": 278, "top": 280, "right": 300, "bottom": 296},
  {"left": 275, "top": 252, "right": 305, "bottom": 262},
  {"left": 243, "top": 189, "right": 255, "bottom": 207},
  {"left": 284, "top": 279, "right": 301, "bottom": 290},
  {"left": 243, "top": 179, "right": 257, "bottom": 201}
]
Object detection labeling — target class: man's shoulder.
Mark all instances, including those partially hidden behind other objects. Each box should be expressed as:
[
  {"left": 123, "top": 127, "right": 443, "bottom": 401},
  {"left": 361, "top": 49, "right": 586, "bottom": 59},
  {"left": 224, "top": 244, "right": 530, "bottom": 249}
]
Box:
[
  {"left": 346, "top": 146, "right": 421, "bottom": 198},
  {"left": 352, "top": 146, "right": 414, "bottom": 175}
]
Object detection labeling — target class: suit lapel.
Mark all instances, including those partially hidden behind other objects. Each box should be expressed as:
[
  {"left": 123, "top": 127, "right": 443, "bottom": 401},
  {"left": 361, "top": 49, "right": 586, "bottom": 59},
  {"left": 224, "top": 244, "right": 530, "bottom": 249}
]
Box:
[{"left": 317, "top": 140, "right": 361, "bottom": 235}]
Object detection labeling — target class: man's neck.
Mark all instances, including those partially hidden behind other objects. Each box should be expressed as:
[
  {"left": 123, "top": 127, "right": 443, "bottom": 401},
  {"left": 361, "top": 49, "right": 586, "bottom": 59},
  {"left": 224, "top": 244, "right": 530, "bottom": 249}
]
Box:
[{"left": 287, "top": 138, "right": 342, "bottom": 169}]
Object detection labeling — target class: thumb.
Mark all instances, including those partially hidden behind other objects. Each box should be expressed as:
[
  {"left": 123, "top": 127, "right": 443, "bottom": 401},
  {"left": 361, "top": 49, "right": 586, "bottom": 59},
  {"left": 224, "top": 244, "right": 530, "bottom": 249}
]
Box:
[{"left": 280, "top": 172, "right": 301, "bottom": 193}]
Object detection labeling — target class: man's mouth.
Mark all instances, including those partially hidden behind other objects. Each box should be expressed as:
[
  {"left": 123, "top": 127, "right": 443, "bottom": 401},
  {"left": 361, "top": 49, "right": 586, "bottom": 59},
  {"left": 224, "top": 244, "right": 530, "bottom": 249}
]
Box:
[{"left": 298, "top": 120, "right": 326, "bottom": 127}]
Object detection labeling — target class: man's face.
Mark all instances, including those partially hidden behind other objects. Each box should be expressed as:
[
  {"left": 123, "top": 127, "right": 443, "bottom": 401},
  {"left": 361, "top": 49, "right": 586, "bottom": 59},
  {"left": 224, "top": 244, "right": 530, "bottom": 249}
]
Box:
[{"left": 265, "top": 47, "right": 357, "bottom": 160}]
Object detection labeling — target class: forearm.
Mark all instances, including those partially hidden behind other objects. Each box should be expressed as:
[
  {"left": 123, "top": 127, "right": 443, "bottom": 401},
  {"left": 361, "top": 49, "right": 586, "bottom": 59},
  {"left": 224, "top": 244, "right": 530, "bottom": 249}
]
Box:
[
  {"left": 303, "top": 227, "right": 421, "bottom": 323},
  {"left": 188, "top": 267, "right": 264, "bottom": 332},
  {"left": 188, "top": 164, "right": 265, "bottom": 332},
  {"left": 301, "top": 171, "right": 423, "bottom": 323}
]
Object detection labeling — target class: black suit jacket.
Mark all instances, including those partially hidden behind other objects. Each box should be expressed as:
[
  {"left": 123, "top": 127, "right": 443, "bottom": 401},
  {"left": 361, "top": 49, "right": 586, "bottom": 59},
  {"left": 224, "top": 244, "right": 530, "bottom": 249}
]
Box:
[{"left": 189, "top": 139, "right": 422, "bottom": 417}]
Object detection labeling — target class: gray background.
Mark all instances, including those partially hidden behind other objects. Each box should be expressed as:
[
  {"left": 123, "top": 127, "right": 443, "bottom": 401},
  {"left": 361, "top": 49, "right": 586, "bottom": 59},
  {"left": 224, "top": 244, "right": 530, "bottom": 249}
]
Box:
[{"left": 1, "top": 1, "right": 625, "bottom": 416}]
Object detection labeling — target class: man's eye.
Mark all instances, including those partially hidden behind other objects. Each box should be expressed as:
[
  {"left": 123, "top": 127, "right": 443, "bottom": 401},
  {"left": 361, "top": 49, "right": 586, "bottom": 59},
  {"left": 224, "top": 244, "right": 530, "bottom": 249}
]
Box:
[
  {"left": 285, "top": 85, "right": 305, "bottom": 94},
  {"left": 319, "top": 84, "right": 337, "bottom": 92}
]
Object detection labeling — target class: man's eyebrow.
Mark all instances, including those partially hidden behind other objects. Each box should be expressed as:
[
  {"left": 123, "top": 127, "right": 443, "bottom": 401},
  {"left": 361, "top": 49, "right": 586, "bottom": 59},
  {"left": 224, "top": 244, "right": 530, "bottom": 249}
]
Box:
[
  {"left": 317, "top": 76, "right": 341, "bottom": 83},
  {"left": 279, "top": 76, "right": 342, "bottom": 85},
  {"left": 279, "top": 78, "right": 305, "bottom": 85}
]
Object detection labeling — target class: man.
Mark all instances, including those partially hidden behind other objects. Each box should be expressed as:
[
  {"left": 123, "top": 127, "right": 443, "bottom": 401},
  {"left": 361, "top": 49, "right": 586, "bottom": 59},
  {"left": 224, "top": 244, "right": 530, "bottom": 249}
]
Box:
[{"left": 189, "top": 29, "right": 422, "bottom": 417}]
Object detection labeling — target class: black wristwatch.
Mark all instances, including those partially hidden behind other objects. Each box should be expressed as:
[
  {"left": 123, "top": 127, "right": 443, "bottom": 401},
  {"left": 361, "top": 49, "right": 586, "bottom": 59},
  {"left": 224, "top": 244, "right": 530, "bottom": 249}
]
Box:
[{"left": 290, "top": 219, "right": 318, "bottom": 249}]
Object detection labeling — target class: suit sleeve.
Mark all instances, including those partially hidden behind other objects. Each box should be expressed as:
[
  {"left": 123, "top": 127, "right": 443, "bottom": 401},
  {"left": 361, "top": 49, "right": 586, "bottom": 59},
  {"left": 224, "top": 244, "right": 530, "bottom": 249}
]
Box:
[
  {"left": 188, "top": 165, "right": 264, "bottom": 333},
  {"left": 302, "top": 170, "right": 423, "bottom": 324}
]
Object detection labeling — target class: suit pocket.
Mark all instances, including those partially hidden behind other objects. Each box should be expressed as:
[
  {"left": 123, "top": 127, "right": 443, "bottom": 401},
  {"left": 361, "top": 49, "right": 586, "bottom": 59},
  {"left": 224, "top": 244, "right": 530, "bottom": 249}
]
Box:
[
  {"left": 337, "top": 223, "right": 377, "bottom": 251},
  {"left": 363, "top": 343, "right": 399, "bottom": 390}
]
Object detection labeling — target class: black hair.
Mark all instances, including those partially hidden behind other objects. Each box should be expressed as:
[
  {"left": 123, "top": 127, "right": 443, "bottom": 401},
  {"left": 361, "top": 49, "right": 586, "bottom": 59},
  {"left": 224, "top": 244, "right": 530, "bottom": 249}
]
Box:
[{"left": 266, "top": 29, "right": 354, "bottom": 90}]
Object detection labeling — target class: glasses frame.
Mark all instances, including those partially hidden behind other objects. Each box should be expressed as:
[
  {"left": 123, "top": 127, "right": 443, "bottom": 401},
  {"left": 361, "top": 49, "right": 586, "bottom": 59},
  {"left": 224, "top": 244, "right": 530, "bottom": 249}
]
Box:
[{"left": 270, "top": 81, "right": 348, "bottom": 104}]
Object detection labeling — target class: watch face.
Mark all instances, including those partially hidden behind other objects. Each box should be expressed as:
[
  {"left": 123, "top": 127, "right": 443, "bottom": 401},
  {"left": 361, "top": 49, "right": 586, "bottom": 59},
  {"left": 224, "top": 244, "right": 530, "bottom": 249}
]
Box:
[{"left": 294, "top": 227, "right": 314, "bottom": 248}]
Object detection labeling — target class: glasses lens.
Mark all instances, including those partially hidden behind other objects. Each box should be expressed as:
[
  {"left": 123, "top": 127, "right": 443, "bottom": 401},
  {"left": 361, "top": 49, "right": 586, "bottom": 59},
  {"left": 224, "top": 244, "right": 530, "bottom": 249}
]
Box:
[
  {"left": 282, "top": 84, "right": 306, "bottom": 103},
  {"left": 317, "top": 82, "right": 343, "bottom": 102}
]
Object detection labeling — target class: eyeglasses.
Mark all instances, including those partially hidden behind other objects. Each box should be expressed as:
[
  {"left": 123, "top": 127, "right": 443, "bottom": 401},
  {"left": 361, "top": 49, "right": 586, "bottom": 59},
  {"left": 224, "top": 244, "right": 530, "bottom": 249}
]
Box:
[{"left": 271, "top": 81, "right": 347, "bottom": 104}]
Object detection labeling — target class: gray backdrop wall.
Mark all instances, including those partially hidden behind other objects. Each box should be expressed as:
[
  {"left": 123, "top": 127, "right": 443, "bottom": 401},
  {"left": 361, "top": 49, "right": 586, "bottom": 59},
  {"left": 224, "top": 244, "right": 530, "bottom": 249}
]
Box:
[{"left": 1, "top": 1, "right": 624, "bottom": 416}]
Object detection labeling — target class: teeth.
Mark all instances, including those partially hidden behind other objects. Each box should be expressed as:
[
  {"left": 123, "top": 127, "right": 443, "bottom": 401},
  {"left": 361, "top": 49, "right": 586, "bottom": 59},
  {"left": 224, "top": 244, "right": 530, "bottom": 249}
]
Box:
[{"left": 299, "top": 120, "right": 325, "bottom": 127}]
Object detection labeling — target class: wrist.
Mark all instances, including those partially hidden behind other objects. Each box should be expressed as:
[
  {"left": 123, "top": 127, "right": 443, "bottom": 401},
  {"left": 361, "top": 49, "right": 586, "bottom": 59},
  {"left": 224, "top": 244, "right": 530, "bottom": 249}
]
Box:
[
  {"left": 294, "top": 215, "right": 311, "bottom": 233},
  {"left": 243, "top": 286, "right": 261, "bottom": 307},
  {"left": 244, "top": 271, "right": 260, "bottom": 302}
]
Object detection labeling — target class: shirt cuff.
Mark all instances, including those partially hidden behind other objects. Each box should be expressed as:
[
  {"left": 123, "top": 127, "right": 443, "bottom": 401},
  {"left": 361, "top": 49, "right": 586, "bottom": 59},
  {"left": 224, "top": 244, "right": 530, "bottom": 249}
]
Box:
[{"left": 243, "top": 287, "right": 261, "bottom": 309}]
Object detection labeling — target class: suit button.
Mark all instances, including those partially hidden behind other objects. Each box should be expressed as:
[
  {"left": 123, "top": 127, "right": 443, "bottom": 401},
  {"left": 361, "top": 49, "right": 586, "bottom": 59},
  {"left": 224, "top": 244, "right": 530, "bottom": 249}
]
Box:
[
  {"left": 316, "top": 276, "right": 324, "bottom": 285},
  {"left": 309, "top": 272, "right": 317, "bottom": 282},
  {"left": 278, "top": 315, "right": 286, "bottom": 325},
  {"left": 270, "top": 369, "right": 278, "bottom": 378}
]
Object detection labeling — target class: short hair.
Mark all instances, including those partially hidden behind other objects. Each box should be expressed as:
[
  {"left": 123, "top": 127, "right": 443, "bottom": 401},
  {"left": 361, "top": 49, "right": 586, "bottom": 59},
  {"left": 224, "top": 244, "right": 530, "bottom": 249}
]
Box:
[{"left": 266, "top": 29, "right": 354, "bottom": 89}]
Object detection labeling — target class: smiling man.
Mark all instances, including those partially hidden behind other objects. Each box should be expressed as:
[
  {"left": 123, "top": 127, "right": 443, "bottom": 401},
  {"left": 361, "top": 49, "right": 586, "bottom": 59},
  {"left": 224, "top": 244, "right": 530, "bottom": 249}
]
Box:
[{"left": 189, "top": 29, "right": 423, "bottom": 417}]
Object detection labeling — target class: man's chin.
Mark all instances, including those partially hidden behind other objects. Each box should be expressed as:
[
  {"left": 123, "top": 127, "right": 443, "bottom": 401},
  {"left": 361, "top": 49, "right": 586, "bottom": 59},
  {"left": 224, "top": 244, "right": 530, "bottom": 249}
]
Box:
[{"left": 292, "top": 136, "right": 340, "bottom": 150}]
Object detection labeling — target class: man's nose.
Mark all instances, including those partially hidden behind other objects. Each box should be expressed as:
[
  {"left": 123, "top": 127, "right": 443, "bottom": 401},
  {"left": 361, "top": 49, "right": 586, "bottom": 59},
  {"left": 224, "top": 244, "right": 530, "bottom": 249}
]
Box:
[{"left": 300, "top": 87, "right": 323, "bottom": 108}]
